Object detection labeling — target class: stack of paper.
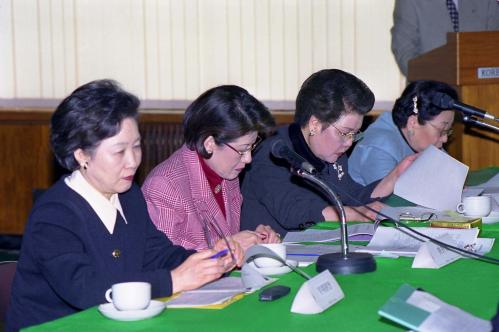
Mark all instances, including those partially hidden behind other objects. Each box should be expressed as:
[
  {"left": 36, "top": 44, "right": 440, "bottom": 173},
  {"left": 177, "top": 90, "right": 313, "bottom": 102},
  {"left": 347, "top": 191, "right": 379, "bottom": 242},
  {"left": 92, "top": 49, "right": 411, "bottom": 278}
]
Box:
[{"left": 282, "top": 223, "right": 375, "bottom": 243}]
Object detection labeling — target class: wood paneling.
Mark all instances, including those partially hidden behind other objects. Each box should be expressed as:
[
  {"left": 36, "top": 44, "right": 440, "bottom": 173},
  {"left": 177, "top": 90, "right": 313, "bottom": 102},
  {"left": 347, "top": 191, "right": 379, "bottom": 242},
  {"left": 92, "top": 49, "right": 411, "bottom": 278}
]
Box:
[{"left": 0, "top": 108, "right": 296, "bottom": 235}]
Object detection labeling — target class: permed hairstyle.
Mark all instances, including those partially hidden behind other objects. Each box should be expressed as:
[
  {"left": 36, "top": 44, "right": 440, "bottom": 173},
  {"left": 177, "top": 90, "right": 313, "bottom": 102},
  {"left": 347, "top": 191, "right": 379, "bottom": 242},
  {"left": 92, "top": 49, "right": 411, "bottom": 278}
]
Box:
[
  {"left": 392, "top": 80, "right": 458, "bottom": 128},
  {"left": 294, "top": 69, "right": 375, "bottom": 127},
  {"left": 50, "top": 79, "right": 140, "bottom": 170},
  {"left": 183, "top": 85, "right": 276, "bottom": 158}
]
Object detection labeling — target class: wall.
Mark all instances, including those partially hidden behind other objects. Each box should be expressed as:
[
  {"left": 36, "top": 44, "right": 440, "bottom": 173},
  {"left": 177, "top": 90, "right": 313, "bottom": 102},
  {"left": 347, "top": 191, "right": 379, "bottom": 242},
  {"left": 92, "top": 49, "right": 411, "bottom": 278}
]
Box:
[{"left": 0, "top": 0, "right": 403, "bottom": 106}]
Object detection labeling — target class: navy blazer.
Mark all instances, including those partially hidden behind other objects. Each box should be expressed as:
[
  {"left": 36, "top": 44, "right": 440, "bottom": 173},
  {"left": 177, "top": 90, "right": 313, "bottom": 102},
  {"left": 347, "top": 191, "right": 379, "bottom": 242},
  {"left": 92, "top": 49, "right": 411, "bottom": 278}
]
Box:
[{"left": 7, "top": 178, "right": 193, "bottom": 331}]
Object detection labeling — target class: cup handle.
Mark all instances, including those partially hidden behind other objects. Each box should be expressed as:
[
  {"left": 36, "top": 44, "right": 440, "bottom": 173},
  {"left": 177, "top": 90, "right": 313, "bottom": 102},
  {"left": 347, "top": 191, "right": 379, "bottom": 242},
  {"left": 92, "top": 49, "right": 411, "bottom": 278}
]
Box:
[
  {"left": 105, "top": 288, "right": 112, "bottom": 303},
  {"left": 456, "top": 203, "right": 465, "bottom": 214}
]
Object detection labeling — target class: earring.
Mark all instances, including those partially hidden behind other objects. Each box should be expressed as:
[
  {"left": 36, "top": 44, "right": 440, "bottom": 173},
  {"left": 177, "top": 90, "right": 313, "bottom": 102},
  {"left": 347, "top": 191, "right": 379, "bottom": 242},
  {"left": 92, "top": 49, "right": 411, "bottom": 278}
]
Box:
[
  {"left": 82, "top": 161, "right": 88, "bottom": 170},
  {"left": 412, "top": 96, "right": 419, "bottom": 114},
  {"left": 309, "top": 130, "right": 315, "bottom": 137}
]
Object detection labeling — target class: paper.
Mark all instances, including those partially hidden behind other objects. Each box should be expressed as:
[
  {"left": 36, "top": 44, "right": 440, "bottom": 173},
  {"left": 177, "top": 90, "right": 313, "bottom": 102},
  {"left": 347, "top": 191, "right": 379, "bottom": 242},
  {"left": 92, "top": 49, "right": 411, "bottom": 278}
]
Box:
[
  {"left": 378, "top": 284, "right": 492, "bottom": 332},
  {"left": 359, "top": 226, "right": 479, "bottom": 257},
  {"left": 282, "top": 223, "right": 375, "bottom": 243},
  {"left": 163, "top": 276, "right": 265, "bottom": 309},
  {"left": 286, "top": 244, "right": 364, "bottom": 263},
  {"left": 394, "top": 145, "right": 468, "bottom": 211},
  {"left": 290, "top": 270, "right": 344, "bottom": 314},
  {"left": 412, "top": 235, "right": 461, "bottom": 269}
]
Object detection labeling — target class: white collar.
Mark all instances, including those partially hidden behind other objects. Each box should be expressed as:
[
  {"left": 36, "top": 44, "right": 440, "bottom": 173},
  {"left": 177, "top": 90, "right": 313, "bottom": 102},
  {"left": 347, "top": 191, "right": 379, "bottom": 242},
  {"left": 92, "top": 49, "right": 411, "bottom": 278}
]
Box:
[{"left": 65, "top": 170, "right": 127, "bottom": 234}]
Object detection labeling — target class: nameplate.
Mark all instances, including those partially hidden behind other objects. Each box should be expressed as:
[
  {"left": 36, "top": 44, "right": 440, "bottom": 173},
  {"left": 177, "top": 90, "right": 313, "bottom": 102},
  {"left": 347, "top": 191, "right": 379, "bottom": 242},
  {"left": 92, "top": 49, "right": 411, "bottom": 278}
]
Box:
[
  {"left": 477, "top": 67, "right": 499, "bottom": 79},
  {"left": 291, "top": 270, "right": 344, "bottom": 314}
]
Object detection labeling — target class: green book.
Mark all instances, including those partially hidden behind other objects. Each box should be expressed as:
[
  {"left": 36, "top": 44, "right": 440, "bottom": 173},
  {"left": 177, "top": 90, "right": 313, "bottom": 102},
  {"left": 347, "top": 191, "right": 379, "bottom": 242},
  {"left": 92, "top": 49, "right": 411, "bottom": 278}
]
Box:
[{"left": 378, "top": 284, "right": 430, "bottom": 330}]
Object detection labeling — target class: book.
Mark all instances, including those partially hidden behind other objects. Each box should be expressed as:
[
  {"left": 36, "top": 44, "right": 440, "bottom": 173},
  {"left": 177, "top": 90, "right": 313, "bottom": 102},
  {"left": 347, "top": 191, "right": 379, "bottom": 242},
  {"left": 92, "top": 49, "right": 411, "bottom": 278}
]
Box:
[{"left": 430, "top": 217, "right": 482, "bottom": 230}]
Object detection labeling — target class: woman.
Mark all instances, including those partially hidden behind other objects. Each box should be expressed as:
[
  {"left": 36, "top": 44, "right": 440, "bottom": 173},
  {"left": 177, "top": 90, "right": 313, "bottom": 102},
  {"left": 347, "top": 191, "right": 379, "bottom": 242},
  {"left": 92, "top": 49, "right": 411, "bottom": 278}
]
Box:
[
  {"left": 7, "top": 80, "right": 238, "bottom": 331},
  {"left": 348, "top": 80, "right": 457, "bottom": 185},
  {"left": 142, "top": 85, "right": 280, "bottom": 251},
  {"left": 240, "top": 69, "right": 415, "bottom": 236}
]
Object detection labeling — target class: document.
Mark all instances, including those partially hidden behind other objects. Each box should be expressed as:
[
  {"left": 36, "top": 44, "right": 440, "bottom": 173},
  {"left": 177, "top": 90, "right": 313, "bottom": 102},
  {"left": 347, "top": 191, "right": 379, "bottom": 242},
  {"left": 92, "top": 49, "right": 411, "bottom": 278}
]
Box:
[
  {"left": 358, "top": 226, "right": 479, "bottom": 257},
  {"left": 285, "top": 244, "right": 364, "bottom": 263},
  {"left": 394, "top": 145, "right": 468, "bottom": 211},
  {"left": 282, "top": 223, "right": 375, "bottom": 243},
  {"left": 162, "top": 276, "right": 272, "bottom": 309}
]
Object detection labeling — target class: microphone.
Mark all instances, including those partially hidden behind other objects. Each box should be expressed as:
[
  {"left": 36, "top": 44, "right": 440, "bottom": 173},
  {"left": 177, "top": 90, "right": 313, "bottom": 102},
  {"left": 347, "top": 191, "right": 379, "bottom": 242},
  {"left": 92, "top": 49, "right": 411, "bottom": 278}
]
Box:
[
  {"left": 431, "top": 92, "right": 497, "bottom": 121},
  {"left": 273, "top": 139, "right": 376, "bottom": 274},
  {"left": 271, "top": 139, "right": 317, "bottom": 174}
]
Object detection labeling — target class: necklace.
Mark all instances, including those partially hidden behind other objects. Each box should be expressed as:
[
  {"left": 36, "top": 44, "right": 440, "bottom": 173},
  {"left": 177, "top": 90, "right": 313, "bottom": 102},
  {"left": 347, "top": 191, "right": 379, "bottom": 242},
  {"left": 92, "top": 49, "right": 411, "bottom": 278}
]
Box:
[{"left": 332, "top": 163, "right": 344, "bottom": 181}]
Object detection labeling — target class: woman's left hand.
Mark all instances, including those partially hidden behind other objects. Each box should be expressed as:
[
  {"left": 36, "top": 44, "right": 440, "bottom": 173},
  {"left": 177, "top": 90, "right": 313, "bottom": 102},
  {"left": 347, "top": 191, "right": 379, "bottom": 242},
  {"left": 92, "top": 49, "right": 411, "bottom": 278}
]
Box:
[{"left": 255, "top": 224, "right": 281, "bottom": 244}]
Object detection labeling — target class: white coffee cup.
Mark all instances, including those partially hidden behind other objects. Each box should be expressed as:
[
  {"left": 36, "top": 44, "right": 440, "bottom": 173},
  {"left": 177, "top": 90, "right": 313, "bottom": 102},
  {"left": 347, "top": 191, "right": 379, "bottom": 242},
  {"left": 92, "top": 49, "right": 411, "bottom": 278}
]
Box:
[
  {"left": 105, "top": 282, "right": 151, "bottom": 311},
  {"left": 254, "top": 243, "right": 286, "bottom": 268},
  {"left": 456, "top": 196, "right": 492, "bottom": 217}
]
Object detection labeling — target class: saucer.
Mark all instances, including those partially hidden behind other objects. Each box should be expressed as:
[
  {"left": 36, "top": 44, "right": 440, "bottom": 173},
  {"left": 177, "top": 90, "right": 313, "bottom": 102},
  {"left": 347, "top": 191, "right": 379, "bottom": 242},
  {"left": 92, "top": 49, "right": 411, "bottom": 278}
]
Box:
[
  {"left": 248, "top": 259, "right": 298, "bottom": 276},
  {"left": 482, "top": 211, "right": 499, "bottom": 224},
  {"left": 98, "top": 300, "right": 165, "bottom": 321}
]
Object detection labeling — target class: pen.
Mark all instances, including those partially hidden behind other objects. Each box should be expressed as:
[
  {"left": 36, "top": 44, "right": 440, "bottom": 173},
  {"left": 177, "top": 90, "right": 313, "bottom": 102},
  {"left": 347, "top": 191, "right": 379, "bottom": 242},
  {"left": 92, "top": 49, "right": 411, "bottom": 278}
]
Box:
[{"left": 209, "top": 249, "right": 229, "bottom": 259}]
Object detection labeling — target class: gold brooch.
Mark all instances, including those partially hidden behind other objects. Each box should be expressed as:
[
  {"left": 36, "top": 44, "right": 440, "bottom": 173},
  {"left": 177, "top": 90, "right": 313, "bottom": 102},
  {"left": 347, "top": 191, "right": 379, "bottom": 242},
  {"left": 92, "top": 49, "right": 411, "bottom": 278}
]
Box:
[{"left": 214, "top": 184, "right": 222, "bottom": 194}]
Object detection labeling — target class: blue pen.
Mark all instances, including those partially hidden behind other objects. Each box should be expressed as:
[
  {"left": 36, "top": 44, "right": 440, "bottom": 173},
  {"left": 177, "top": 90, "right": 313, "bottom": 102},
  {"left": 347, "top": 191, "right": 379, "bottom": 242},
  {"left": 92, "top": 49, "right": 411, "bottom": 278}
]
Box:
[{"left": 209, "top": 249, "right": 229, "bottom": 259}]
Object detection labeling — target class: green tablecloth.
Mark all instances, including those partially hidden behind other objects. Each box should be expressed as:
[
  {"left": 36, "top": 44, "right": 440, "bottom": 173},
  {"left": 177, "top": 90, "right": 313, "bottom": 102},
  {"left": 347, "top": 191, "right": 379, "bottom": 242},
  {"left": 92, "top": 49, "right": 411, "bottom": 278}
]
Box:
[{"left": 24, "top": 168, "right": 499, "bottom": 331}]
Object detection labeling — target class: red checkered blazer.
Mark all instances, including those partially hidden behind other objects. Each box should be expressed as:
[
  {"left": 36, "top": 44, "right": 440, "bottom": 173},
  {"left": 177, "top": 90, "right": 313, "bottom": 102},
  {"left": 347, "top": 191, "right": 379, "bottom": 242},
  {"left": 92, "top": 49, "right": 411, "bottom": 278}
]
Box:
[{"left": 142, "top": 145, "right": 242, "bottom": 250}]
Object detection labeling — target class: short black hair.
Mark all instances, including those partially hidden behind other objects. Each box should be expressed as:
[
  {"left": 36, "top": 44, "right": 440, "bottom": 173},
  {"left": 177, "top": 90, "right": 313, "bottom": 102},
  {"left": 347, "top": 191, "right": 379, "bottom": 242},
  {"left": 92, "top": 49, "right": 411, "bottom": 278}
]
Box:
[
  {"left": 51, "top": 79, "right": 140, "bottom": 170},
  {"left": 295, "top": 69, "right": 375, "bottom": 127},
  {"left": 183, "top": 85, "right": 276, "bottom": 158},
  {"left": 392, "top": 80, "right": 458, "bottom": 128}
]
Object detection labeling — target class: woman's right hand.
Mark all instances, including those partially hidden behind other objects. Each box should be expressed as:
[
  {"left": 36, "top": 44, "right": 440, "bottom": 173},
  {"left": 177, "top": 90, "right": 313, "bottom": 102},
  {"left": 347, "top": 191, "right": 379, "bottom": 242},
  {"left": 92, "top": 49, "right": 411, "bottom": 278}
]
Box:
[{"left": 171, "top": 250, "right": 226, "bottom": 294}]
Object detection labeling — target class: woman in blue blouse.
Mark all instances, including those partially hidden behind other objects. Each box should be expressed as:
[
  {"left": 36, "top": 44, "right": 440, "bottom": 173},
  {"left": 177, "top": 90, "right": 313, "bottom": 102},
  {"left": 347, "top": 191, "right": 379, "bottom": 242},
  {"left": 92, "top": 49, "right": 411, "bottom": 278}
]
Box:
[
  {"left": 349, "top": 80, "right": 457, "bottom": 185},
  {"left": 6, "top": 80, "right": 239, "bottom": 331}
]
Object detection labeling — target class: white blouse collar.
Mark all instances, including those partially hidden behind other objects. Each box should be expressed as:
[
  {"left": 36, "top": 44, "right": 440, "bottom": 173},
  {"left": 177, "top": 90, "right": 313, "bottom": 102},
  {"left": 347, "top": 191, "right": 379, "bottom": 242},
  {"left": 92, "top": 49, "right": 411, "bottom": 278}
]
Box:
[{"left": 65, "top": 170, "right": 127, "bottom": 234}]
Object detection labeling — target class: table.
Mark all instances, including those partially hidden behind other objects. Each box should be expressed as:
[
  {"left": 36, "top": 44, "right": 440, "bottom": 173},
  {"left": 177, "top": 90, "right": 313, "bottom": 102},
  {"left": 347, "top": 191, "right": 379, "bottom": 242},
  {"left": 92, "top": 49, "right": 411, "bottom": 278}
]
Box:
[{"left": 24, "top": 168, "right": 499, "bottom": 331}]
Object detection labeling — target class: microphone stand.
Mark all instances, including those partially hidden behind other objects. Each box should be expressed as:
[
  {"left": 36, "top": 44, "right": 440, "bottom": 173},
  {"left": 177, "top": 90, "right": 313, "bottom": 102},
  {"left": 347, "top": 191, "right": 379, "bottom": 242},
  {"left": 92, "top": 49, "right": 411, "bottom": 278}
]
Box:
[
  {"left": 462, "top": 115, "right": 499, "bottom": 133},
  {"left": 294, "top": 168, "right": 376, "bottom": 274}
]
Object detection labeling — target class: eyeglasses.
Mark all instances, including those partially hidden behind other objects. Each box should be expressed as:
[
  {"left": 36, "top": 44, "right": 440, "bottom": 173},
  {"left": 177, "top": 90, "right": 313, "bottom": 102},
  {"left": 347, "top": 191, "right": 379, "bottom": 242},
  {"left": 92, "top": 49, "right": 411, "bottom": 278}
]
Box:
[
  {"left": 331, "top": 124, "right": 363, "bottom": 142},
  {"left": 224, "top": 136, "right": 262, "bottom": 157},
  {"left": 427, "top": 122, "right": 453, "bottom": 137}
]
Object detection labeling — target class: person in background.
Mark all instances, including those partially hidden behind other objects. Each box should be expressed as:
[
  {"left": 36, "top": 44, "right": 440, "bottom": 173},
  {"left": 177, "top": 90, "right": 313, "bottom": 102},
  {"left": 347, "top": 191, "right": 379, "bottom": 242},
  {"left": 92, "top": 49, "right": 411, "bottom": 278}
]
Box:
[
  {"left": 391, "top": 0, "right": 499, "bottom": 77},
  {"left": 142, "top": 85, "right": 280, "bottom": 251},
  {"left": 6, "top": 80, "right": 239, "bottom": 331},
  {"left": 240, "top": 69, "right": 415, "bottom": 236},
  {"left": 349, "top": 80, "right": 457, "bottom": 185}
]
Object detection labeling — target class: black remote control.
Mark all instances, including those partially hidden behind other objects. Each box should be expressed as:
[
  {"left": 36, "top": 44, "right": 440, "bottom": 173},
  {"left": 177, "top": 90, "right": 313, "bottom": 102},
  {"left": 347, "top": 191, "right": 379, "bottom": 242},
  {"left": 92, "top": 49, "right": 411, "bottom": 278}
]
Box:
[{"left": 259, "top": 285, "right": 291, "bottom": 302}]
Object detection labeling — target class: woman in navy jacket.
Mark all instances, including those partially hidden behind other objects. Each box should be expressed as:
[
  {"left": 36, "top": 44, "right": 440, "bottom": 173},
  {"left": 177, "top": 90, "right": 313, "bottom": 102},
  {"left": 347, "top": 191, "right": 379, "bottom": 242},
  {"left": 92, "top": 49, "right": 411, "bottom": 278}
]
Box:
[{"left": 6, "top": 80, "right": 238, "bottom": 331}]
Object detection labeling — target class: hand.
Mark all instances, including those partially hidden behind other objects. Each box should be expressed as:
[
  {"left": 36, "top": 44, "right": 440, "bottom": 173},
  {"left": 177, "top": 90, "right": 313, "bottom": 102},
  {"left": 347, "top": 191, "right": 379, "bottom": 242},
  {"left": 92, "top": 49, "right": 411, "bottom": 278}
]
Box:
[
  {"left": 371, "top": 153, "right": 418, "bottom": 198},
  {"left": 231, "top": 230, "right": 263, "bottom": 251},
  {"left": 171, "top": 250, "right": 226, "bottom": 293},
  {"left": 255, "top": 224, "right": 281, "bottom": 244},
  {"left": 345, "top": 201, "right": 386, "bottom": 222},
  {"left": 213, "top": 237, "right": 244, "bottom": 268}
]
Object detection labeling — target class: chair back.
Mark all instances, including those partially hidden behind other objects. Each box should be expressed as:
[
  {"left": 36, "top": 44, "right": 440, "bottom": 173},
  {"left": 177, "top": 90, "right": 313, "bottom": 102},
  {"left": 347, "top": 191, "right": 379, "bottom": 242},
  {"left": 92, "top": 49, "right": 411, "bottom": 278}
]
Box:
[{"left": 0, "top": 261, "right": 17, "bottom": 322}]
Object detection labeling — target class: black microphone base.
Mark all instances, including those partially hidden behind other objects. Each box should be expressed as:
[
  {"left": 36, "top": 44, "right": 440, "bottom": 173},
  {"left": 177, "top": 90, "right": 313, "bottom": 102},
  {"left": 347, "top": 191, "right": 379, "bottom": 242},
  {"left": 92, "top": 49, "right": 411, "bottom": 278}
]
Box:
[{"left": 316, "top": 252, "right": 376, "bottom": 275}]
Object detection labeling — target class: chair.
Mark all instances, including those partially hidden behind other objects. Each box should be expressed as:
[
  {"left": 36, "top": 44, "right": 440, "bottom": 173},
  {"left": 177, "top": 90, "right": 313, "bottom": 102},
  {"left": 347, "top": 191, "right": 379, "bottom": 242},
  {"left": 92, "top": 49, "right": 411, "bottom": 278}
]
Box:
[{"left": 0, "top": 261, "right": 17, "bottom": 322}]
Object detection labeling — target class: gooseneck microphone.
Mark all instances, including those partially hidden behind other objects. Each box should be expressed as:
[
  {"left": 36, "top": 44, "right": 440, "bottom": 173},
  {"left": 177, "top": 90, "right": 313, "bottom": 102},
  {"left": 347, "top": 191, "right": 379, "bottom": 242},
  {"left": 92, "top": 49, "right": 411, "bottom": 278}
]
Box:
[
  {"left": 271, "top": 140, "right": 317, "bottom": 175},
  {"left": 271, "top": 139, "right": 376, "bottom": 274},
  {"left": 431, "top": 92, "right": 498, "bottom": 121}
]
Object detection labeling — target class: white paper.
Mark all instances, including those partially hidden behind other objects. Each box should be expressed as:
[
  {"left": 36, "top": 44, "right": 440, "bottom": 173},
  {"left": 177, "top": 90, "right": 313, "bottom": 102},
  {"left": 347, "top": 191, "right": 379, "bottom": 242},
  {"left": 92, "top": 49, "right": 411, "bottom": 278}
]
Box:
[
  {"left": 412, "top": 235, "right": 461, "bottom": 269},
  {"left": 358, "top": 226, "right": 479, "bottom": 257},
  {"left": 286, "top": 244, "right": 365, "bottom": 263},
  {"left": 394, "top": 145, "right": 469, "bottom": 211},
  {"left": 282, "top": 223, "right": 375, "bottom": 243}
]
